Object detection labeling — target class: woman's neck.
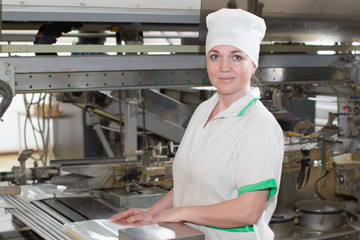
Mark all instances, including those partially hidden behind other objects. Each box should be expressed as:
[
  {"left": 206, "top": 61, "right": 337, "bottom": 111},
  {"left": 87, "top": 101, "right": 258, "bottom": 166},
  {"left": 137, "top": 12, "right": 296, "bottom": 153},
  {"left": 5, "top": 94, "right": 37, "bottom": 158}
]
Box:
[
  {"left": 205, "top": 87, "right": 252, "bottom": 127},
  {"left": 217, "top": 87, "right": 251, "bottom": 112}
]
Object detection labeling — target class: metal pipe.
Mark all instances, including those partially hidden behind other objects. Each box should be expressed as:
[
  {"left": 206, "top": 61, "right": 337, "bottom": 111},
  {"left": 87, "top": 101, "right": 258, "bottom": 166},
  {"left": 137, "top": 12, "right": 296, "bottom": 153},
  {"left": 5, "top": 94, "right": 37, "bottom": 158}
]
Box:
[
  {"left": 4, "top": 196, "right": 66, "bottom": 240},
  {"left": 27, "top": 200, "right": 71, "bottom": 236},
  {"left": 8, "top": 208, "right": 58, "bottom": 240},
  {"left": 50, "top": 157, "right": 138, "bottom": 167},
  {"left": 33, "top": 200, "right": 71, "bottom": 224},
  {"left": 7, "top": 196, "right": 71, "bottom": 239},
  {"left": 3, "top": 195, "right": 72, "bottom": 240}
]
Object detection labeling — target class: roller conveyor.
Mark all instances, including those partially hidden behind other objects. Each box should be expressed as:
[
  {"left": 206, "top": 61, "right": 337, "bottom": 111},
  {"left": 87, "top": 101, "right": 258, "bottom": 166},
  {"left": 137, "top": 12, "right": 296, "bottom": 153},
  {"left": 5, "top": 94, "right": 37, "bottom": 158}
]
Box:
[{"left": 1, "top": 195, "right": 73, "bottom": 240}]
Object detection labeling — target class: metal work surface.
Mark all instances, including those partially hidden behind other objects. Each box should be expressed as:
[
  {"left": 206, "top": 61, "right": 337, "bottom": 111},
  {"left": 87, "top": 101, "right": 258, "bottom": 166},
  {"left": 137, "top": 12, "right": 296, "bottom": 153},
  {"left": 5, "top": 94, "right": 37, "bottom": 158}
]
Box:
[
  {"left": 281, "top": 224, "right": 358, "bottom": 240},
  {"left": 57, "top": 197, "right": 118, "bottom": 220},
  {"left": 42, "top": 198, "right": 88, "bottom": 222},
  {"left": 118, "top": 222, "right": 205, "bottom": 240}
]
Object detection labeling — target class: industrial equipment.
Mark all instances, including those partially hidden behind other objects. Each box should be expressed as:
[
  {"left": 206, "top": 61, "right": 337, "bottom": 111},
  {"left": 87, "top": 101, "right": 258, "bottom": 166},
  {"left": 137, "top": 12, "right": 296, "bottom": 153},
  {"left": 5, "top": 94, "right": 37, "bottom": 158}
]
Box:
[{"left": 0, "top": 0, "right": 360, "bottom": 239}]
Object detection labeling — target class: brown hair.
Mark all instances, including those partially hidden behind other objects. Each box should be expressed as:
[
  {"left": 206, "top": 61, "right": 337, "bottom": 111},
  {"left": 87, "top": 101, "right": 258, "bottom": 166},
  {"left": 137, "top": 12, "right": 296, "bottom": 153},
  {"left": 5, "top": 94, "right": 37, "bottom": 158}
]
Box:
[{"left": 250, "top": 74, "right": 263, "bottom": 94}]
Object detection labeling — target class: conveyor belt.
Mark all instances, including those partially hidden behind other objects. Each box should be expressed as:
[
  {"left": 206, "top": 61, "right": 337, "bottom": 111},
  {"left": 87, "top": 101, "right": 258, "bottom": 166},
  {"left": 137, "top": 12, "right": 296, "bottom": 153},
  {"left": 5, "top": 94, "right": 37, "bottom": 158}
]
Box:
[{"left": 2, "top": 195, "right": 73, "bottom": 240}]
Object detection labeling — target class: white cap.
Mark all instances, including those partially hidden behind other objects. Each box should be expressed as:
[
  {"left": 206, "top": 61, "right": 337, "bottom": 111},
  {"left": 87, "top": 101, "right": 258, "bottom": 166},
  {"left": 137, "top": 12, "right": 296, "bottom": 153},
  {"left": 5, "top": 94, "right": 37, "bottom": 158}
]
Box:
[{"left": 205, "top": 8, "right": 266, "bottom": 67}]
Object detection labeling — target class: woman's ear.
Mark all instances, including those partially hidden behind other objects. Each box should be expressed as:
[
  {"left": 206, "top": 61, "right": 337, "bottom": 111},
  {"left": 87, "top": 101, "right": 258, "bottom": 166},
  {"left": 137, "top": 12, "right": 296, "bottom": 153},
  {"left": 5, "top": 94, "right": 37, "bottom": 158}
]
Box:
[{"left": 252, "top": 65, "right": 258, "bottom": 75}]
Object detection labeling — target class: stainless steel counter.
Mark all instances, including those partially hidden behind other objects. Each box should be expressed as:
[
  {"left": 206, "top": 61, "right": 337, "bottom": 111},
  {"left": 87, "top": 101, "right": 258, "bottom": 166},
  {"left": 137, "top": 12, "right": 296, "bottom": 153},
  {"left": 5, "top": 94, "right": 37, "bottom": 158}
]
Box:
[{"left": 118, "top": 223, "right": 204, "bottom": 240}]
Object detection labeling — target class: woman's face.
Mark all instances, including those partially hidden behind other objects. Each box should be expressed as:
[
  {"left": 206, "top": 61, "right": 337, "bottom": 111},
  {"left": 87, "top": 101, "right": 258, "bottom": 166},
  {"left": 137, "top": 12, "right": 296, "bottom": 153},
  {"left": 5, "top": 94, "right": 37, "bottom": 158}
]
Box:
[{"left": 207, "top": 45, "right": 256, "bottom": 99}]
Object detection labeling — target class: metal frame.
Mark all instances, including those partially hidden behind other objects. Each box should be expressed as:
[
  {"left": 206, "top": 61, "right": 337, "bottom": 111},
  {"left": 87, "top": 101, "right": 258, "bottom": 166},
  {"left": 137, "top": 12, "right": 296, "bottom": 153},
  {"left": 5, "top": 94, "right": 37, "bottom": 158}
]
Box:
[
  {"left": 125, "top": 98, "right": 139, "bottom": 160},
  {"left": 15, "top": 69, "right": 209, "bottom": 93},
  {"left": 86, "top": 107, "right": 115, "bottom": 157},
  {"left": 0, "top": 54, "right": 208, "bottom": 93},
  {"left": 2, "top": 5, "right": 200, "bottom": 24},
  {"left": 0, "top": 53, "right": 353, "bottom": 94},
  {"left": 1, "top": 44, "right": 360, "bottom": 55}
]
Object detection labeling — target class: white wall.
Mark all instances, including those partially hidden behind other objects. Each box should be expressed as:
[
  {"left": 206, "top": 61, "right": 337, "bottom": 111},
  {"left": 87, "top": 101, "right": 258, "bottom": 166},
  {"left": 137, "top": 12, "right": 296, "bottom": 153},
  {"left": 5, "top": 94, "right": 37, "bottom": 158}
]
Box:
[{"left": 0, "top": 94, "right": 50, "bottom": 153}]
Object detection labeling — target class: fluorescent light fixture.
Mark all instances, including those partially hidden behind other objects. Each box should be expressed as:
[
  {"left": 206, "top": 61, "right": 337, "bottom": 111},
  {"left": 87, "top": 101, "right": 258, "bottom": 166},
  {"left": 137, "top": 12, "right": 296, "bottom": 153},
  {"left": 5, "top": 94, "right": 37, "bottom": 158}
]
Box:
[{"left": 317, "top": 50, "right": 336, "bottom": 55}]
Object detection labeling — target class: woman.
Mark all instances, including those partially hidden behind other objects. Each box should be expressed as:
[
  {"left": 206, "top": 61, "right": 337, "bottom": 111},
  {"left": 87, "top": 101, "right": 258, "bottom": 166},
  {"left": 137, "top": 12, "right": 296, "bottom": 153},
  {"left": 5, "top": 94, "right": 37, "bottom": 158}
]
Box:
[{"left": 111, "top": 8, "right": 284, "bottom": 240}]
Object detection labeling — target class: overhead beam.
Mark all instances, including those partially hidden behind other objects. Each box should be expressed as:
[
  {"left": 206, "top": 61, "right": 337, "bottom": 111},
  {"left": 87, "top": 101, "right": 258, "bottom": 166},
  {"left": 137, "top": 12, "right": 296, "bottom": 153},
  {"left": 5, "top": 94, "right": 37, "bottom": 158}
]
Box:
[{"left": 0, "top": 44, "right": 359, "bottom": 55}]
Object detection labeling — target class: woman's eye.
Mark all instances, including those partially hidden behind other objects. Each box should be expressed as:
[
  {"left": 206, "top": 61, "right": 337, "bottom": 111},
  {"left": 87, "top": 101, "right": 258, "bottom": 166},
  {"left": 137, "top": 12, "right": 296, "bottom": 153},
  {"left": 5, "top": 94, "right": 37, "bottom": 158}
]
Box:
[
  {"left": 233, "top": 55, "right": 242, "bottom": 61},
  {"left": 210, "top": 54, "right": 219, "bottom": 60}
]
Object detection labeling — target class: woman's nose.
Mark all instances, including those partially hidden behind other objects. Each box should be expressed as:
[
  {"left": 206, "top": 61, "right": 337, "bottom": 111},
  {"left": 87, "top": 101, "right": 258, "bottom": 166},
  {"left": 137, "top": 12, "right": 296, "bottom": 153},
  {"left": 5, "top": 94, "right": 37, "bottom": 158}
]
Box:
[{"left": 219, "top": 59, "right": 230, "bottom": 72}]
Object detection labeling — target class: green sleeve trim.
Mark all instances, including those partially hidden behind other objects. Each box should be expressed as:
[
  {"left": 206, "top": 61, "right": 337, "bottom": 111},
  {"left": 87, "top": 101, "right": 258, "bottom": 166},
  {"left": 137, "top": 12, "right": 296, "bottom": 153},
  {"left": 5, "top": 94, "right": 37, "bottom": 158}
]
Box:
[
  {"left": 204, "top": 179, "right": 277, "bottom": 233},
  {"left": 205, "top": 225, "right": 254, "bottom": 232},
  {"left": 238, "top": 179, "right": 277, "bottom": 200}
]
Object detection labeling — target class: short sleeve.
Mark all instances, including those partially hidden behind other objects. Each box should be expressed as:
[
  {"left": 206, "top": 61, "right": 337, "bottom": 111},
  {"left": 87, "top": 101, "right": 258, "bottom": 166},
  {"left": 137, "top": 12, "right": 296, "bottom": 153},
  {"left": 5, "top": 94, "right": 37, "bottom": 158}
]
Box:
[{"left": 235, "top": 115, "right": 284, "bottom": 199}]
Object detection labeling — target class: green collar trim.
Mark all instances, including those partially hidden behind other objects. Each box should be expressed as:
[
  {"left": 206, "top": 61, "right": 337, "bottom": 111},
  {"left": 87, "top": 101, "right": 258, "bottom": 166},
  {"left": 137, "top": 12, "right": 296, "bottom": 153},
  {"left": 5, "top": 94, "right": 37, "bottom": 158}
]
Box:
[
  {"left": 205, "top": 224, "right": 254, "bottom": 232},
  {"left": 238, "top": 179, "right": 278, "bottom": 200},
  {"left": 237, "top": 96, "right": 260, "bottom": 117}
]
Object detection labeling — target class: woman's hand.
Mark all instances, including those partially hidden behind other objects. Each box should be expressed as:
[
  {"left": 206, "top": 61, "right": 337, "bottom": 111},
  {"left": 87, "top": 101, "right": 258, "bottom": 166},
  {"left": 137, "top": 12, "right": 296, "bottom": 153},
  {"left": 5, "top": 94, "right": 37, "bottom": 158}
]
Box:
[
  {"left": 150, "top": 207, "right": 184, "bottom": 224},
  {"left": 110, "top": 208, "right": 153, "bottom": 226},
  {"left": 110, "top": 189, "right": 175, "bottom": 226}
]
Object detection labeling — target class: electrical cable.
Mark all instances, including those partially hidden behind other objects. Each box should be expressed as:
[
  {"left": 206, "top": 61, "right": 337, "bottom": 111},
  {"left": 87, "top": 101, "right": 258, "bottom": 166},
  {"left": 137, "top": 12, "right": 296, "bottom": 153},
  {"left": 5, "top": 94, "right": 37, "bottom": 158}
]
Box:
[
  {"left": 24, "top": 94, "right": 39, "bottom": 153},
  {"left": 0, "top": 79, "right": 13, "bottom": 120},
  {"left": 24, "top": 94, "right": 41, "bottom": 162},
  {"left": 43, "top": 95, "right": 51, "bottom": 165},
  {"left": 304, "top": 137, "right": 326, "bottom": 172},
  {"left": 315, "top": 169, "right": 330, "bottom": 200},
  {"left": 23, "top": 93, "right": 52, "bottom": 166},
  {"left": 36, "top": 94, "right": 45, "bottom": 160},
  {"left": 118, "top": 90, "right": 123, "bottom": 156},
  {"left": 302, "top": 136, "right": 329, "bottom": 199}
]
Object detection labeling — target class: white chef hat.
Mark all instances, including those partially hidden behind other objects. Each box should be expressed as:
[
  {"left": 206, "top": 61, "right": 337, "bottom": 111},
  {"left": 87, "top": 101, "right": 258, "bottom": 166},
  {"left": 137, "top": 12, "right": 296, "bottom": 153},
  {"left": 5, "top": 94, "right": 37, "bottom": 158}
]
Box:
[{"left": 205, "top": 8, "right": 266, "bottom": 67}]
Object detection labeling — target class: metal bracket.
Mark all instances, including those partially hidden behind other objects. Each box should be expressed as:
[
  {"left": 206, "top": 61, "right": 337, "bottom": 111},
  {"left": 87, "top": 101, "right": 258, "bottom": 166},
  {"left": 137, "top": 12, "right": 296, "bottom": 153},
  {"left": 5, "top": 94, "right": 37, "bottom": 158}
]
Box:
[
  {"left": 124, "top": 98, "right": 139, "bottom": 160},
  {"left": 86, "top": 107, "right": 115, "bottom": 158},
  {"left": 350, "top": 63, "right": 360, "bottom": 85},
  {"left": 0, "top": 61, "right": 15, "bottom": 96}
]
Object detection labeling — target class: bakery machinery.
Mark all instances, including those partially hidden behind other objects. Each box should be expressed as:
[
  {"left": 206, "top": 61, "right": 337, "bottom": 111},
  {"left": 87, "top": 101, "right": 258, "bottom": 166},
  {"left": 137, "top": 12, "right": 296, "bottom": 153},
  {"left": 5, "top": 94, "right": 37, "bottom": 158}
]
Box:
[{"left": 0, "top": 0, "right": 360, "bottom": 239}]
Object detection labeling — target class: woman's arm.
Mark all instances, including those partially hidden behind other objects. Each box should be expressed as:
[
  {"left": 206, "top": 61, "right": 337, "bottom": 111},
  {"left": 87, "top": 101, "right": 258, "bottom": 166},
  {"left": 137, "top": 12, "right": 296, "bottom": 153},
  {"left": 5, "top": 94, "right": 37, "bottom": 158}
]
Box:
[
  {"left": 148, "top": 188, "right": 174, "bottom": 216},
  {"left": 151, "top": 189, "right": 269, "bottom": 228},
  {"left": 110, "top": 189, "right": 174, "bottom": 225}
]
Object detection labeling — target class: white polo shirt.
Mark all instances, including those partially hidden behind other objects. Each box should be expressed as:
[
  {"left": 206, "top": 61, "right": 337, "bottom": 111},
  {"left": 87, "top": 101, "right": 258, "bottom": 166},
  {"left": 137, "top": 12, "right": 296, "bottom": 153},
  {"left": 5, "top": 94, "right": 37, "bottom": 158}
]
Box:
[{"left": 172, "top": 88, "right": 284, "bottom": 240}]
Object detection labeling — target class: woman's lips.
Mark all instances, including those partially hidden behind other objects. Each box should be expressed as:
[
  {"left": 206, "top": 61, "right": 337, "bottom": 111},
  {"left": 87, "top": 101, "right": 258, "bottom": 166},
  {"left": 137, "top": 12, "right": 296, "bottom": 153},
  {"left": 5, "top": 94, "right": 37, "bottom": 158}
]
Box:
[{"left": 219, "top": 77, "right": 235, "bottom": 81}]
